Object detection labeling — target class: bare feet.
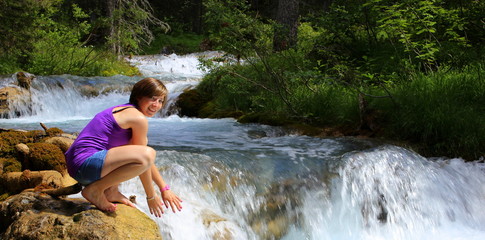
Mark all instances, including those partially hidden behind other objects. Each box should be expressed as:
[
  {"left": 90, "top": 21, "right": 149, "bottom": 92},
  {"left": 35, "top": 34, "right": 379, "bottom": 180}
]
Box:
[
  {"left": 82, "top": 184, "right": 117, "bottom": 212},
  {"left": 105, "top": 186, "right": 136, "bottom": 208}
]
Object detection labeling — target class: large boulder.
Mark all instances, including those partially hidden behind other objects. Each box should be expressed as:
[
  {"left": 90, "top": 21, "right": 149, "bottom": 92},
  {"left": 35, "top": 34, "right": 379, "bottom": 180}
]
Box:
[{"left": 0, "top": 191, "right": 162, "bottom": 239}]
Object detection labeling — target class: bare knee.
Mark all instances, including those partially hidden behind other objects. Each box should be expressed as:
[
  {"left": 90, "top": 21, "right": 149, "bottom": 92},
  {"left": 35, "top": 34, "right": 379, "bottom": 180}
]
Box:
[{"left": 139, "top": 146, "right": 156, "bottom": 168}]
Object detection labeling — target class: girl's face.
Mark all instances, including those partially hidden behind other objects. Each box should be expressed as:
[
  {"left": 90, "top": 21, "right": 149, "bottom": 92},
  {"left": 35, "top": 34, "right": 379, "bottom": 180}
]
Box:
[{"left": 137, "top": 96, "right": 165, "bottom": 117}]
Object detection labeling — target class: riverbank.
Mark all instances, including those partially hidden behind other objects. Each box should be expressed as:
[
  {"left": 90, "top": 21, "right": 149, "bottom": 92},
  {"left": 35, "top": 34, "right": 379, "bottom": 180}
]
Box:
[{"left": 176, "top": 64, "right": 485, "bottom": 163}]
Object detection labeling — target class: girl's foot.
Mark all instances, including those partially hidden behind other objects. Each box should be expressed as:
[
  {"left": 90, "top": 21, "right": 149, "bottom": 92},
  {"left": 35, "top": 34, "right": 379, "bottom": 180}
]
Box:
[
  {"left": 82, "top": 184, "right": 117, "bottom": 212},
  {"left": 105, "top": 186, "right": 136, "bottom": 208}
]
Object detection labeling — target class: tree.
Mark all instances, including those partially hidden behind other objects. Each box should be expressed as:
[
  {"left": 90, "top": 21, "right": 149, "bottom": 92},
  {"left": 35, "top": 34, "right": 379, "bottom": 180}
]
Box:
[
  {"left": 0, "top": 0, "right": 43, "bottom": 64},
  {"left": 104, "top": 0, "right": 169, "bottom": 55},
  {"left": 273, "top": 0, "right": 300, "bottom": 51}
]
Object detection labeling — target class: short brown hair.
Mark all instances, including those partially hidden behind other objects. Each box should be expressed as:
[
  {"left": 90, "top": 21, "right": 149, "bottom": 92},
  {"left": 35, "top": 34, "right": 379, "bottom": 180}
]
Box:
[{"left": 129, "top": 78, "right": 168, "bottom": 107}]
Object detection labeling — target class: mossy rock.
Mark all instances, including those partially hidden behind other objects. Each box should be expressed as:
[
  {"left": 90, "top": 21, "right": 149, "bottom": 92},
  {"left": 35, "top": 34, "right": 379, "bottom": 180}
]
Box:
[
  {"left": 238, "top": 112, "right": 292, "bottom": 126},
  {"left": 26, "top": 143, "right": 66, "bottom": 173},
  {"left": 198, "top": 101, "right": 243, "bottom": 119},
  {"left": 25, "top": 130, "right": 46, "bottom": 141},
  {"left": 0, "top": 131, "right": 31, "bottom": 157},
  {"left": 1, "top": 157, "right": 22, "bottom": 173},
  {"left": 198, "top": 101, "right": 217, "bottom": 118},
  {"left": 176, "top": 88, "right": 210, "bottom": 117},
  {"left": 46, "top": 127, "right": 64, "bottom": 137},
  {"left": 0, "top": 183, "right": 10, "bottom": 201}
]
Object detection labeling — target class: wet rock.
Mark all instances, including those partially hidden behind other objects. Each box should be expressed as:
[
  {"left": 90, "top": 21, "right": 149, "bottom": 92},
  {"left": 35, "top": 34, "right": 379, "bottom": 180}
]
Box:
[
  {"left": 249, "top": 180, "right": 302, "bottom": 239},
  {"left": 15, "top": 72, "right": 35, "bottom": 90},
  {"left": 200, "top": 209, "right": 233, "bottom": 240},
  {"left": 0, "top": 72, "right": 34, "bottom": 118},
  {"left": 0, "top": 191, "right": 162, "bottom": 239}
]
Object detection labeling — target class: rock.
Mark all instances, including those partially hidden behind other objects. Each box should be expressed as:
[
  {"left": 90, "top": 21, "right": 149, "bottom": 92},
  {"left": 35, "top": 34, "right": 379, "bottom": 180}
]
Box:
[
  {"left": 0, "top": 72, "right": 34, "bottom": 118},
  {"left": 0, "top": 87, "right": 31, "bottom": 118},
  {"left": 44, "top": 136, "right": 74, "bottom": 153},
  {"left": 15, "top": 72, "right": 35, "bottom": 90},
  {"left": 0, "top": 192, "right": 162, "bottom": 239},
  {"left": 1, "top": 170, "right": 64, "bottom": 193},
  {"left": 25, "top": 142, "right": 66, "bottom": 173},
  {"left": 0, "top": 131, "right": 30, "bottom": 157},
  {"left": 200, "top": 209, "right": 233, "bottom": 240},
  {"left": 15, "top": 143, "right": 29, "bottom": 155}
]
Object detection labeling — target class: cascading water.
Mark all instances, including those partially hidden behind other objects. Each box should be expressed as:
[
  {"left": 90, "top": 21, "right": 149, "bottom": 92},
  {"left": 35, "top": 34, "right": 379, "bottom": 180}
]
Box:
[{"left": 1, "top": 52, "right": 484, "bottom": 240}]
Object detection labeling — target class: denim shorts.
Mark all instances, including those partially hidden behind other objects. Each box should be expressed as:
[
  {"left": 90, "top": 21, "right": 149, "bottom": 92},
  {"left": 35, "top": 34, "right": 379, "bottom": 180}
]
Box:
[{"left": 75, "top": 150, "right": 108, "bottom": 186}]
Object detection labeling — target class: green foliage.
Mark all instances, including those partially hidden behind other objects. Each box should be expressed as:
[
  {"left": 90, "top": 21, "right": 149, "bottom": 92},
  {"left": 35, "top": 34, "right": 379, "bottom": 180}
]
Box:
[
  {"left": 366, "top": 0, "right": 469, "bottom": 71},
  {"left": 378, "top": 64, "right": 485, "bottom": 159},
  {"left": 0, "top": 56, "right": 22, "bottom": 74},
  {"left": 142, "top": 33, "right": 205, "bottom": 55},
  {"left": 297, "top": 22, "right": 323, "bottom": 55},
  {"left": 198, "top": 48, "right": 359, "bottom": 125},
  {"left": 0, "top": 0, "right": 144, "bottom": 76},
  {"left": 104, "top": 0, "right": 170, "bottom": 55},
  {"left": 203, "top": 0, "right": 273, "bottom": 58},
  {"left": 0, "top": 0, "right": 41, "bottom": 52},
  {"left": 26, "top": 3, "right": 96, "bottom": 75}
]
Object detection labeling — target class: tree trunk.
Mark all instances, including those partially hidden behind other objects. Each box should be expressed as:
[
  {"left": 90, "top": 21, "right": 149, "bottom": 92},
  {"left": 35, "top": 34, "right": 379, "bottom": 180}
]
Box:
[
  {"left": 191, "top": 0, "right": 203, "bottom": 34},
  {"left": 273, "top": 0, "right": 300, "bottom": 52},
  {"left": 106, "top": 0, "right": 118, "bottom": 54}
]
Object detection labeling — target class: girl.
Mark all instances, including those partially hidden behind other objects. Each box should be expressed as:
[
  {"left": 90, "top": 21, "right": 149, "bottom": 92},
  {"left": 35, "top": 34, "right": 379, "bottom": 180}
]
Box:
[{"left": 65, "top": 77, "right": 182, "bottom": 217}]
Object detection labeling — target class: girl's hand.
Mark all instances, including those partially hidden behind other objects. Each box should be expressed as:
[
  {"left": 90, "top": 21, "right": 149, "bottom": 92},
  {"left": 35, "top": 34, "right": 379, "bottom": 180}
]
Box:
[
  {"left": 146, "top": 195, "right": 164, "bottom": 217},
  {"left": 161, "top": 189, "right": 183, "bottom": 213}
]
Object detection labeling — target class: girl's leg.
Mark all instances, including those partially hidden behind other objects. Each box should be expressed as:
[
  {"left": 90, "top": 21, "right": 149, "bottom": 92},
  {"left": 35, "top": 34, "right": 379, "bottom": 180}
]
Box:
[{"left": 81, "top": 145, "right": 156, "bottom": 211}]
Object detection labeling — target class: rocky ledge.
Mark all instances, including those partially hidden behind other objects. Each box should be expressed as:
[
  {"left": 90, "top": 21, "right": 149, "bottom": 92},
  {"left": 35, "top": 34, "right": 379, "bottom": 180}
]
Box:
[
  {"left": 0, "top": 191, "right": 161, "bottom": 239},
  {"left": 0, "top": 123, "right": 163, "bottom": 239}
]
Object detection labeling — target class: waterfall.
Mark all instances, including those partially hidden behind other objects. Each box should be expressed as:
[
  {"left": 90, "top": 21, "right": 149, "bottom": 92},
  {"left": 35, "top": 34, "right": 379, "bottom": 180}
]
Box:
[
  {"left": 0, "top": 51, "right": 223, "bottom": 124},
  {"left": 295, "top": 145, "right": 485, "bottom": 240}
]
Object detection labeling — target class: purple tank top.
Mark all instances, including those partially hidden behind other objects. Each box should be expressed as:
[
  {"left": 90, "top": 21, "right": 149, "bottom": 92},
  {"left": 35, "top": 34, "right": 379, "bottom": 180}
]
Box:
[{"left": 65, "top": 103, "right": 134, "bottom": 176}]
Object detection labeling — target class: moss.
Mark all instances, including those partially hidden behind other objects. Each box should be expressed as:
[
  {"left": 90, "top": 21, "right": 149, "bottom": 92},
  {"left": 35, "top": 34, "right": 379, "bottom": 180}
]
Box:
[
  {"left": 0, "top": 131, "right": 30, "bottom": 157},
  {"left": 1, "top": 157, "right": 22, "bottom": 173},
  {"left": 0, "top": 192, "right": 10, "bottom": 201},
  {"left": 198, "top": 101, "right": 218, "bottom": 118},
  {"left": 26, "top": 130, "right": 46, "bottom": 141},
  {"left": 238, "top": 112, "right": 292, "bottom": 126},
  {"left": 46, "top": 127, "right": 63, "bottom": 137},
  {"left": 176, "top": 89, "right": 211, "bottom": 117},
  {"left": 26, "top": 143, "right": 66, "bottom": 173}
]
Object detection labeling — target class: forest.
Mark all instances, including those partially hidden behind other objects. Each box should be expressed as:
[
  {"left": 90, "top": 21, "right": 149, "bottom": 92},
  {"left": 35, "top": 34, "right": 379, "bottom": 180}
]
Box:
[{"left": 0, "top": 0, "right": 484, "bottom": 160}]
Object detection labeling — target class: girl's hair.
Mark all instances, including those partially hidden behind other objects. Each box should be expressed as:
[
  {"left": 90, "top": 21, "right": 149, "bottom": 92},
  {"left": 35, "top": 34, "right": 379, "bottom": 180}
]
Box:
[{"left": 129, "top": 78, "right": 168, "bottom": 107}]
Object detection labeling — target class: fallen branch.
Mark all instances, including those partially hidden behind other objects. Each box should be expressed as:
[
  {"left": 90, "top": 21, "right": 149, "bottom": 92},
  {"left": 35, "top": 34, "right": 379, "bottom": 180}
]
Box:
[{"left": 40, "top": 183, "right": 82, "bottom": 197}]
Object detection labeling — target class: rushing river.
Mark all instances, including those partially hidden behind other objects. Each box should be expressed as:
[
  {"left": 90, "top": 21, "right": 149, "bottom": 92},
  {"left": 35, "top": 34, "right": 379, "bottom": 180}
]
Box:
[{"left": 1, "top": 52, "right": 485, "bottom": 240}]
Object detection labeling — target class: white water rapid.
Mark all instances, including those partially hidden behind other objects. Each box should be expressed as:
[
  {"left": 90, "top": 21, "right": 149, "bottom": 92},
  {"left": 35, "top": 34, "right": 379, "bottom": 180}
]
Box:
[{"left": 1, "top": 52, "right": 484, "bottom": 240}]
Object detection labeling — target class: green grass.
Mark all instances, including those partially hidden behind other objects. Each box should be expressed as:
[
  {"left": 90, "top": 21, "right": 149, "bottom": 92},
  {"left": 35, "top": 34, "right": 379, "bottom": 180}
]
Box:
[
  {"left": 377, "top": 64, "right": 485, "bottom": 159},
  {"left": 141, "top": 33, "right": 206, "bottom": 55}
]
